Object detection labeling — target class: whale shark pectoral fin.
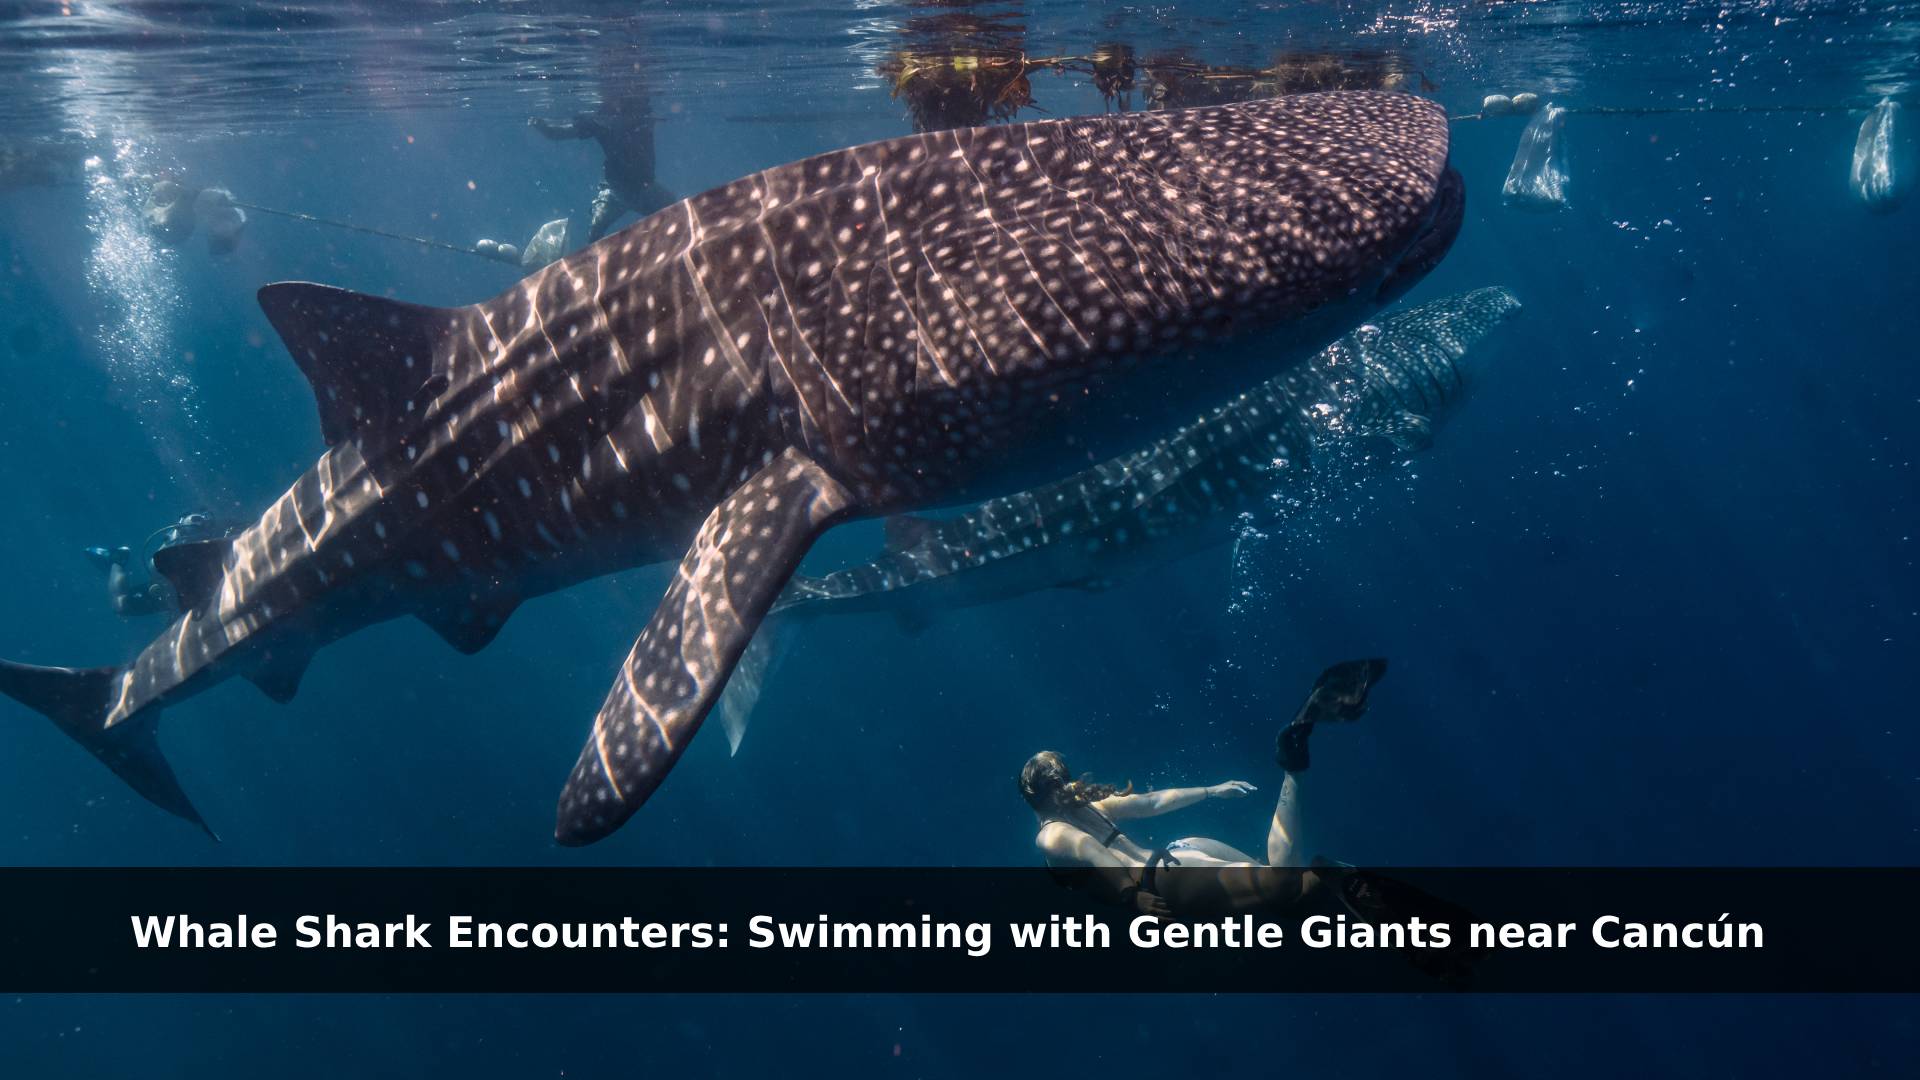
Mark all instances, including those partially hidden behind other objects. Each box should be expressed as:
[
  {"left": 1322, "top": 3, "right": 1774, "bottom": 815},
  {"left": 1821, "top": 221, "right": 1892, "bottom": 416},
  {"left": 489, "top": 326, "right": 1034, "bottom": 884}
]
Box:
[
  {"left": 554, "top": 448, "right": 857, "bottom": 845},
  {"left": 715, "top": 632, "right": 768, "bottom": 757},
  {"left": 715, "top": 610, "right": 799, "bottom": 758},
  {"left": 150, "top": 538, "right": 231, "bottom": 612},
  {"left": 0, "top": 660, "right": 216, "bottom": 839},
  {"left": 256, "top": 282, "right": 458, "bottom": 449},
  {"left": 716, "top": 579, "right": 826, "bottom": 755}
]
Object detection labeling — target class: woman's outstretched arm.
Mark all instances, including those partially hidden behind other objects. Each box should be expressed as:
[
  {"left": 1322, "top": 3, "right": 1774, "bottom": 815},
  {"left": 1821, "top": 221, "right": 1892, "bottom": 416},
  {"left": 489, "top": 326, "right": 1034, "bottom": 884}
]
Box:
[{"left": 1094, "top": 781, "right": 1255, "bottom": 821}]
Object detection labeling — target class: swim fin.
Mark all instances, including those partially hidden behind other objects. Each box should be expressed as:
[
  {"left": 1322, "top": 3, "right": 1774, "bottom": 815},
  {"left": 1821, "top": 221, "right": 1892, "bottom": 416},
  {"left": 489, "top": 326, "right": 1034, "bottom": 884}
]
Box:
[
  {"left": 1277, "top": 658, "right": 1387, "bottom": 772},
  {"left": 81, "top": 546, "right": 130, "bottom": 572},
  {"left": 1311, "top": 856, "right": 1478, "bottom": 983}
]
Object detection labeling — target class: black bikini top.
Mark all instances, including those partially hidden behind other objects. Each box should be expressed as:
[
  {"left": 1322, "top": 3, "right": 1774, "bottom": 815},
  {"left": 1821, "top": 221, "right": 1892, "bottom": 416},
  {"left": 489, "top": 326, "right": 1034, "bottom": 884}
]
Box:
[{"left": 1047, "top": 806, "right": 1126, "bottom": 849}]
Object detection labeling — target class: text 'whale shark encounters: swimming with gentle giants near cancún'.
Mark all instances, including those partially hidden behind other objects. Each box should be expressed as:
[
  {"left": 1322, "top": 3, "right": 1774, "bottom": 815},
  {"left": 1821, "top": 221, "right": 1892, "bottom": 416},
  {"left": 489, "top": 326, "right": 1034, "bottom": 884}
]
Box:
[{"left": 0, "top": 90, "right": 1462, "bottom": 845}]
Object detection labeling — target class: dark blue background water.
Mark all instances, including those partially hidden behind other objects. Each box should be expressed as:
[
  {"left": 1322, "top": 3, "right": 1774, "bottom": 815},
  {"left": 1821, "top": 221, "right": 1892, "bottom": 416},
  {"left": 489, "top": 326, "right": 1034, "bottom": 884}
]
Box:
[{"left": 1, "top": 1, "right": 1915, "bottom": 1073}]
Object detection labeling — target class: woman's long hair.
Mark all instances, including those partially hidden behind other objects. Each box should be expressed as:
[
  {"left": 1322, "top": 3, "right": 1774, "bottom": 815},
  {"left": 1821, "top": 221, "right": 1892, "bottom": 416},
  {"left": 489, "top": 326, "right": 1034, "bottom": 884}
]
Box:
[{"left": 1019, "top": 751, "right": 1132, "bottom": 814}]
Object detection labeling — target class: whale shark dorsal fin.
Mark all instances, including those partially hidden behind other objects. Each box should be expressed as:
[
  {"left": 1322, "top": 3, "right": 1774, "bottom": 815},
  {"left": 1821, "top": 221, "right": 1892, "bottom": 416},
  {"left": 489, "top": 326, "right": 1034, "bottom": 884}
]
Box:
[
  {"left": 882, "top": 514, "right": 937, "bottom": 554},
  {"left": 554, "top": 448, "right": 857, "bottom": 846},
  {"left": 150, "top": 537, "right": 231, "bottom": 612},
  {"left": 256, "top": 282, "right": 458, "bottom": 447}
]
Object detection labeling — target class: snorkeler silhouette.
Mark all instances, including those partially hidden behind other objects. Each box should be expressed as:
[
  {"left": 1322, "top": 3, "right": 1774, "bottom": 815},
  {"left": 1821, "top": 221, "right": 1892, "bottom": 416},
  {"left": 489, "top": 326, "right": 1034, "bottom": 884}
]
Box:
[
  {"left": 530, "top": 78, "right": 676, "bottom": 242},
  {"left": 1021, "top": 659, "right": 1471, "bottom": 976}
]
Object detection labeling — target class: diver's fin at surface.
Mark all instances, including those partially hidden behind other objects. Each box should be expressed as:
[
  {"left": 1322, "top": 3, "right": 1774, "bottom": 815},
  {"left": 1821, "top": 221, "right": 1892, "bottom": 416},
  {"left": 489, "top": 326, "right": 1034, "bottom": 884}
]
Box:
[
  {"left": 150, "top": 537, "right": 232, "bottom": 612},
  {"left": 554, "top": 449, "right": 856, "bottom": 845},
  {"left": 256, "top": 282, "right": 458, "bottom": 448},
  {"left": 0, "top": 660, "right": 215, "bottom": 838}
]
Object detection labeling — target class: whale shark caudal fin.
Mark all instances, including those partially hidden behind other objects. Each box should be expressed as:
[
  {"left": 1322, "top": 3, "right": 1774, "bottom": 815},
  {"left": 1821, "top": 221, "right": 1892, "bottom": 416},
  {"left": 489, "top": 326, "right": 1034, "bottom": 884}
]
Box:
[
  {"left": 255, "top": 282, "right": 458, "bottom": 450},
  {"left": 0, "top": 660, "right": 216, "bottom": 839},
  {"left": 554, "top": 448, "right": 856, "bottom": 845}
]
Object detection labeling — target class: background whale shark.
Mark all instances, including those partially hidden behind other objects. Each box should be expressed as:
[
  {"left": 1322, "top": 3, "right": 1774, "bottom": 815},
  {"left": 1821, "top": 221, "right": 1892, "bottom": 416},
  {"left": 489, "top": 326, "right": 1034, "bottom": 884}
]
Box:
[
  {"left": 0, "top": 91, "right": 1459, "bottom": 845},
  {"left": 715, "top": 287, "right": 1522, "bottom": 753}
]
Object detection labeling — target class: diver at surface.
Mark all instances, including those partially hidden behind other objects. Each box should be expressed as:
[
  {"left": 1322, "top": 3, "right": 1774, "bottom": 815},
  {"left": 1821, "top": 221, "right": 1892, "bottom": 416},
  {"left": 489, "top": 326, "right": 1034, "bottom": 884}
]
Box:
[
  {"left": 1021, "top": 657, "right": 1470, "bottom": 977},
  {"left": 529, "top": 83, "right": 676, "bottom": 242},
  {"left": 83, "top": 511, "right": 236, "bottom": 617}
]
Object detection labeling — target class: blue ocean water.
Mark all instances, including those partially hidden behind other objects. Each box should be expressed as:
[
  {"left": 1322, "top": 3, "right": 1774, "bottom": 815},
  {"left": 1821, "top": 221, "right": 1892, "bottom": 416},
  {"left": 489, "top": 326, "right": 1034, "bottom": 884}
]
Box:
[{"left": 0, "top": 0, "right": 1915, "bottom": 1074}]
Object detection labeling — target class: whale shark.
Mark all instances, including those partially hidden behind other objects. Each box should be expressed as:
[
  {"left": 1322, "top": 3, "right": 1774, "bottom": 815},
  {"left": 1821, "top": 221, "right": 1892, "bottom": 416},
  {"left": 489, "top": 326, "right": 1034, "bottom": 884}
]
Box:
[
  {"left": 713, "top": 287, "right": 1521, "bottom": 753},
  {"left": 0, "top": 91, "right": 1460, "bottom": 845}
]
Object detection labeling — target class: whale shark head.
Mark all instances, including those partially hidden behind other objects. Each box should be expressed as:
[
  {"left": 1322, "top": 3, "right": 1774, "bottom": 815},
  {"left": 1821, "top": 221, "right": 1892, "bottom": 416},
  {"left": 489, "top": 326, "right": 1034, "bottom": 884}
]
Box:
[{"left": 1117, "top": 91, "right": 1462, "bottom": 330}]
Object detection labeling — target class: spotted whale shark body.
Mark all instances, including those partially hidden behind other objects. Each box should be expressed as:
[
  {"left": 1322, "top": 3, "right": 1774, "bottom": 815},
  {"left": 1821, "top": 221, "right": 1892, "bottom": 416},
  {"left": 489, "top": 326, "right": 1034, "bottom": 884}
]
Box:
[
  {"left": 0, "top": 91, "right": 1459, "bottom": 845},
  {"left": 716, "top": 287, "right": 1520, "bottom": 753}
]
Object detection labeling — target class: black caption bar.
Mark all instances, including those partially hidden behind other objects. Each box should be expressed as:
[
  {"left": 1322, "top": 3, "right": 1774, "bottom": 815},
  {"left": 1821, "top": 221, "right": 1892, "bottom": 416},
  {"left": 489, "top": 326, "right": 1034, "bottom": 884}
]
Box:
[{"left": 0, "top": 868, "right": 1912, "bottom": 993}]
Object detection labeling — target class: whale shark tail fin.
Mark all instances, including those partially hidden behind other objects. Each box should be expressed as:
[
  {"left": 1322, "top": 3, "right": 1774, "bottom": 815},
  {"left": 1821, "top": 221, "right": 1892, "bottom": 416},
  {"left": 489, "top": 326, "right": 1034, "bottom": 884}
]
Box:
[{"left": 0, "top": 660, "right": 216, "bottom": 839}]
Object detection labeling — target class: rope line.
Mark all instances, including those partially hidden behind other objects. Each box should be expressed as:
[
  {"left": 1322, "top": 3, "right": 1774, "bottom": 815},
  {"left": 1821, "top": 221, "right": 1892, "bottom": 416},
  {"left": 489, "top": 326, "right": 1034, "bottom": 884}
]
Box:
[{"left": 231, "top": 200, "right": 490, "bottom": 259}]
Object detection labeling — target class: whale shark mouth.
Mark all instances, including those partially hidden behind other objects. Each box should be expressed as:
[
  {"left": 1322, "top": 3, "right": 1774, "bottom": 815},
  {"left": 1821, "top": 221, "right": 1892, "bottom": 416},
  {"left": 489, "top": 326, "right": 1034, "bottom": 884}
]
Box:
[{"left": 1377, "top": 165, "right": 1465, "bottom": 305}]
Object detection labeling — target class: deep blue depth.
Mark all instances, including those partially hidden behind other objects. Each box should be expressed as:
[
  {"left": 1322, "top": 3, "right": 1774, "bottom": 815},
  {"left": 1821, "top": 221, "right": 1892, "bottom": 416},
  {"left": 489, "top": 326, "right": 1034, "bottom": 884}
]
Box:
[{"left": 0, "top": 3, "right": 1916, "bottom": 1074}]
